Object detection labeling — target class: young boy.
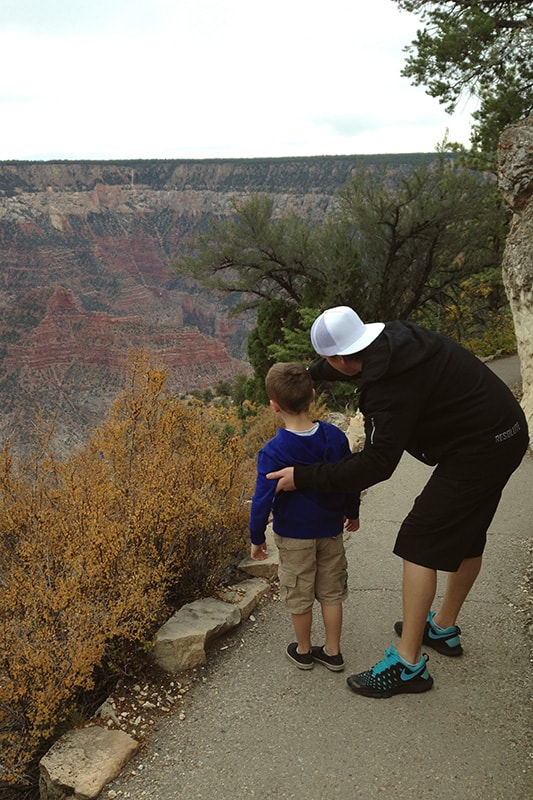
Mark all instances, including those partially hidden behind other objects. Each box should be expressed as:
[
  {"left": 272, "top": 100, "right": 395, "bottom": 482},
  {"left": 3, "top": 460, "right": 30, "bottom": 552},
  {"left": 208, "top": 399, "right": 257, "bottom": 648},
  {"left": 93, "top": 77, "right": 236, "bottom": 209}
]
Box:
[{"left": 249, "top": 362, "right": 360, "bottom": 671}]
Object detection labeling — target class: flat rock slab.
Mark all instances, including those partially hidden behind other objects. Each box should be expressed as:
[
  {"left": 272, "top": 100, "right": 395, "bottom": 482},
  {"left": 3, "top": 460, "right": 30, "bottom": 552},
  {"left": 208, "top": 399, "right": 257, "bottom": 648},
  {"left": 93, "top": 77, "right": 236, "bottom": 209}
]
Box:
[
  {"left": 39, "top": 725, "right": 139, "bottom": 800},
  {"left": 217, "top": 577, "right": 270, "bottom": 620},
  {"left": 152, "top": 597, "right": 241, "bottom": 672}
]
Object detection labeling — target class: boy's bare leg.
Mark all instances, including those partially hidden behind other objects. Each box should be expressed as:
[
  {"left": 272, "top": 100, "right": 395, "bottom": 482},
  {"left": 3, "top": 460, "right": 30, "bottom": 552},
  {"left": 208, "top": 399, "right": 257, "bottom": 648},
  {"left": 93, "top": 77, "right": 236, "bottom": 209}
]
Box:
[
  {"left": 397, "top": 559, "right": 436, "bottom": 665},
  {"left": 321, "top": 603, "right": 343, "bottom": 655},
  {"left": 291, "top": 610, "right": 312, "bottom": 653},
  {"left": 434, "top": 556, "right": 483, "bottom": 628}
]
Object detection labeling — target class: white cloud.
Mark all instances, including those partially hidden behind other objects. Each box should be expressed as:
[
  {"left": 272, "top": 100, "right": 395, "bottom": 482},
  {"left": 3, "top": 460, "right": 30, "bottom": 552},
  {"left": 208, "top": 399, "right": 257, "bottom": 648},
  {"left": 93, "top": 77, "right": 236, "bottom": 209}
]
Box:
[{"left": 0, "top": 0, "right": 476, "bottom": 160}]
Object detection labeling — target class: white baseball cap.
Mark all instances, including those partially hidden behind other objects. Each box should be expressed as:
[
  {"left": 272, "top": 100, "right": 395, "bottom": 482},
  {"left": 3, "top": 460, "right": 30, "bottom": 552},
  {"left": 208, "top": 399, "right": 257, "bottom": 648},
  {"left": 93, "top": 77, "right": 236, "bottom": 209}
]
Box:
[{"left": 310, "top": 306, "right": 385, "bottom": 356}]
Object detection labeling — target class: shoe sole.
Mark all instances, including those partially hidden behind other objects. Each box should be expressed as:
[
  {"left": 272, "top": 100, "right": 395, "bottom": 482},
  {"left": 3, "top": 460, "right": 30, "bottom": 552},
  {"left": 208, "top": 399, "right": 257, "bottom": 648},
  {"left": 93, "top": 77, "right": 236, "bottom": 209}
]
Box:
[
  {"left": 285, "top": 650, "right": 314, "bottom": 670},
  {"left": 346, "top": 673, "right": 434, "bottom": 698},
  {"left": 394, "top": 621, "right": 463, "bottom": 657}
]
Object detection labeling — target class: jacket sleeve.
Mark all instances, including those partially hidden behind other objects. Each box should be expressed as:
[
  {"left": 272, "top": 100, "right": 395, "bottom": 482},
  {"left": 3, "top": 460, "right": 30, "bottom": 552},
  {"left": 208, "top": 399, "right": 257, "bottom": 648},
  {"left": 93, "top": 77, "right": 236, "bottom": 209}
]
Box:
[
  {"left": 249, "top": 449, "right": 278, "bottom": 545},
  {"left": 344, "top": 492, "right": 361, "bottom": 519},
  {"left": 308, "top": 358, "right": 360, "bottom": 384},
  {"left": 338, "top": 436, "right": 361, "bottom": 518},
  {"left": 295, "top": 377, "right": 420, "bottom": 494}
]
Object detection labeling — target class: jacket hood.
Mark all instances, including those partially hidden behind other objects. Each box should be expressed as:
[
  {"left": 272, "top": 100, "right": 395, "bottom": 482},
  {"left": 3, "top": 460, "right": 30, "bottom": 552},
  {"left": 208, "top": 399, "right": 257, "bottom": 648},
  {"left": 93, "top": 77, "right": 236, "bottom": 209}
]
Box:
[{"left": 361, "top": 321, "right": 444, "bottom": 383}]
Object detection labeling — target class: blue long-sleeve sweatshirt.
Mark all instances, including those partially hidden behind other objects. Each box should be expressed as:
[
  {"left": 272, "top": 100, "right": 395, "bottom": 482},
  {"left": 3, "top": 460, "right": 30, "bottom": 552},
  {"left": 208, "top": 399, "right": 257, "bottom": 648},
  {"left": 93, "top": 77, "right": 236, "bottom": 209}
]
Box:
[{"left": 249, "top": 420, "right": 360, "bottom": 546}]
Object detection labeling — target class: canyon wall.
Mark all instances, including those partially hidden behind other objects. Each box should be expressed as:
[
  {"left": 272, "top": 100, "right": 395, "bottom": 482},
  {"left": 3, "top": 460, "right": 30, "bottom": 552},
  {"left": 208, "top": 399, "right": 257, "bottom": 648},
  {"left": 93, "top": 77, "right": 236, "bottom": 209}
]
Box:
[{"left": 0, "top": 154, "right": 438, "bottom": 453}]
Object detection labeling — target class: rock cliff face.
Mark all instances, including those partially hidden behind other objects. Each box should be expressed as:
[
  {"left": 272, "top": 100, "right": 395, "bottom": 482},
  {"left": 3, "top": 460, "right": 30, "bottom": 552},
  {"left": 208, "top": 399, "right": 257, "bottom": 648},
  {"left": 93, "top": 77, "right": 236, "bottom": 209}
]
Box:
[
  {"left": 498, "top": 116, "right": 533, "bottom": 448},
  {"left": 0, "top": 154, "right": 436, "bottom": 453}
]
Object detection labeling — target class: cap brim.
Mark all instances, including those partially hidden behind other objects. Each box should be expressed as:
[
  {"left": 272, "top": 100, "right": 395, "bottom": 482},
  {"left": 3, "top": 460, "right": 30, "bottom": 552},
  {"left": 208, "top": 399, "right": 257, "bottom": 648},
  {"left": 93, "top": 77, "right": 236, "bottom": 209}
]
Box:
[{"left": 335, "top": 322, "right": 385, "bottom": 355}]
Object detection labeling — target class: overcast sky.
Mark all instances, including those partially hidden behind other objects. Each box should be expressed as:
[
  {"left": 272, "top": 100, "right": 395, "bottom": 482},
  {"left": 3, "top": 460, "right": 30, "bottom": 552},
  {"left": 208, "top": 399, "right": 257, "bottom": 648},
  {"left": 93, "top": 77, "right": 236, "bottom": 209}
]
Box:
[{"left": 0, "top": 0, "right": 476, "bottom": 161}]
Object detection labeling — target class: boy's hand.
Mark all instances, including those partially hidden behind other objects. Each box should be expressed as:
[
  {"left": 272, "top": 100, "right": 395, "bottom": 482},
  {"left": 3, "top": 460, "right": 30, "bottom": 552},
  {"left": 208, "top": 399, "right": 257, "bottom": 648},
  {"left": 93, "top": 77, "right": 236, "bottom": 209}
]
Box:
[
  {"left": 251, "top": 543, "right": 268, "bottom": 561},
  {"left": 266, "top": 467, "right": 295, "bottom": 493},
  {"left": 344, "top": 517, "right": 360, "bottom": 532}
]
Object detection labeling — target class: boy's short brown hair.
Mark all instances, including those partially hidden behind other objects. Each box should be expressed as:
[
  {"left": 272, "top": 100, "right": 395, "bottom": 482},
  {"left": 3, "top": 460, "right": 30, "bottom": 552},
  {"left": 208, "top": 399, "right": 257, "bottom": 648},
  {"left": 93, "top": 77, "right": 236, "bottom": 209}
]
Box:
[{"left": 265, "top": 362, "right": 313, "bottom": 414}]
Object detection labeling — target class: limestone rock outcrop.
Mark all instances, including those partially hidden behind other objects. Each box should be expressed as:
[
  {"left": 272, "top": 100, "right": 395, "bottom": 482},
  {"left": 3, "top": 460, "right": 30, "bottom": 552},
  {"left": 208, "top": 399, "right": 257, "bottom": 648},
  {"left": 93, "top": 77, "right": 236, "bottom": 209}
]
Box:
[{"left": 498, "top": 116, "right": 533, "bottom": 448}]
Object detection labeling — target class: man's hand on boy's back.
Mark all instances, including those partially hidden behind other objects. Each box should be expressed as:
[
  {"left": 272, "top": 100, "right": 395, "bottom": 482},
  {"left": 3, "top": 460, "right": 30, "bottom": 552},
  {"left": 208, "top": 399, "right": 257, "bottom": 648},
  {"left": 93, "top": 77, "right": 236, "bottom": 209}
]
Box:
[
  {"left": 267, "top": 467, "right": 296, "bottom": 493},
  {"left": 251, "top": 543, "right": 268, "bottom": 561},
  {"left": 345, "top": 517, "right": 360, "bottom": 532}
]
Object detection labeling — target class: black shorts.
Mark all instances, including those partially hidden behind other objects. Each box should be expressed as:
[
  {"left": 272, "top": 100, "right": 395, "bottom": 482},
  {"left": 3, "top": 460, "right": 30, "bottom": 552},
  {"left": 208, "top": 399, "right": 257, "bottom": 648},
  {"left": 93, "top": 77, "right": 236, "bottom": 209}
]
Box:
[{"left": 393, "top": 462, "right": 521, "bottom": 572}]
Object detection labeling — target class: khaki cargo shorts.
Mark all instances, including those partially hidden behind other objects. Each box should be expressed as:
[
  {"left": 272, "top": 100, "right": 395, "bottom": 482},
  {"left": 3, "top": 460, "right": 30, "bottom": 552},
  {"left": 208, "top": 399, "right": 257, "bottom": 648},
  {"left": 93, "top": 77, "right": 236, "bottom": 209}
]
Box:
[{"left": 274, "top": 532, "right": 348, "bottom": 615}]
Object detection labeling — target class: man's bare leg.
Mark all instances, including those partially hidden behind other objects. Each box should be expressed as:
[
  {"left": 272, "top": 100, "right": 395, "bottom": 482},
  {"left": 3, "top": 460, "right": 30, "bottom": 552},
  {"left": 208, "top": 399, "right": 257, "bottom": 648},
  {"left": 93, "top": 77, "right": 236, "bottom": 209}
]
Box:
[
  {"left": 397, "top": 559, "right": 436, "bottom": 664},
  {"left": 434, "top": 556, "right": 483, "bottom": 628}
]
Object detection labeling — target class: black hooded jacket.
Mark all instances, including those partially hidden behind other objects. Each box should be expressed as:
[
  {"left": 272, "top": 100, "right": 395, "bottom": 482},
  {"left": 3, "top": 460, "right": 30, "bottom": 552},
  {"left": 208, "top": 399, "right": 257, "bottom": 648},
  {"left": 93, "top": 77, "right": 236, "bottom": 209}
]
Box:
[{"left": 295, "top": 321, "right": 528, "bottom": 494}]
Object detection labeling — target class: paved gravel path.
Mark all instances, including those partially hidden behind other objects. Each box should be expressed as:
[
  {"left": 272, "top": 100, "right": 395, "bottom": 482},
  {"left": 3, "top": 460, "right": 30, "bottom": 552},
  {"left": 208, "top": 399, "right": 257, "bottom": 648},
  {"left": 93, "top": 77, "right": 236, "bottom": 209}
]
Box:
[{"left": 108, "top": 355, "right": 531, "bottom": 800}]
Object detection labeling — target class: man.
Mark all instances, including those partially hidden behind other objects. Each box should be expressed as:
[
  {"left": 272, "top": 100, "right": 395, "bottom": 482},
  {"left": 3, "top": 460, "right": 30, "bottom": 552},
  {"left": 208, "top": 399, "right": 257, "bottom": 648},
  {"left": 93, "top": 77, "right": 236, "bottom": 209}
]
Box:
[{"left": 267, "top": 306, "right": 529, "bottom": 698}]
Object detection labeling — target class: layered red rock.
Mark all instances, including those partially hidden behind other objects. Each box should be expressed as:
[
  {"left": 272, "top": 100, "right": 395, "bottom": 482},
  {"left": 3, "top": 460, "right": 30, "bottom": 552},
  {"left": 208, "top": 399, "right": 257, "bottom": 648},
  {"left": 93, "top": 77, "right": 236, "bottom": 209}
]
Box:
[{"left": 0, "top": 155, "right": 427, "bottom": 452}]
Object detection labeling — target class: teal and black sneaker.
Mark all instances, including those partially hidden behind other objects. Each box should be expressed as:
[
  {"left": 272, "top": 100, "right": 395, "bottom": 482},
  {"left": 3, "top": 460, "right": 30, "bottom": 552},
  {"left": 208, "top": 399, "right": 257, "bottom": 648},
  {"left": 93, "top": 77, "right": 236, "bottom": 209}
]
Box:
[
  {"left": 394, "top": 611, "right": 463, "bottom": 657},
  {"left": 346, "top": 645, "right": 433, "bottom": 698}
]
